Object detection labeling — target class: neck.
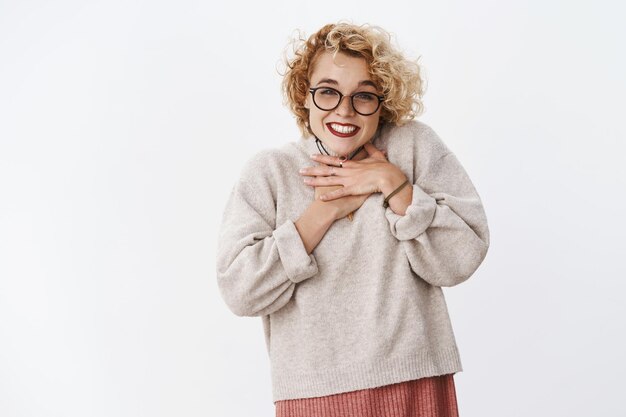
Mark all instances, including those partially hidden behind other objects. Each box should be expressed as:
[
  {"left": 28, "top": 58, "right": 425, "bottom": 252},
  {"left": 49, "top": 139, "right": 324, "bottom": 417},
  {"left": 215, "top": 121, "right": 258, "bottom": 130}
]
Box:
[
  {"left": 314, "top": 137, "right": 371, "bottom": 161},
  {"left": 349, "top": 148, "right": 368, "bottom": 161}
]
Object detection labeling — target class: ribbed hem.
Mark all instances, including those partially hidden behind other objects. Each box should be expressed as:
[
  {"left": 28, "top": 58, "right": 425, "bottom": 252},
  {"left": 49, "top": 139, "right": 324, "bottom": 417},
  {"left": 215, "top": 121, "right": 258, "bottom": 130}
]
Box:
[{"left": 271, "top": 345, "right": 463, "bottom": 402}]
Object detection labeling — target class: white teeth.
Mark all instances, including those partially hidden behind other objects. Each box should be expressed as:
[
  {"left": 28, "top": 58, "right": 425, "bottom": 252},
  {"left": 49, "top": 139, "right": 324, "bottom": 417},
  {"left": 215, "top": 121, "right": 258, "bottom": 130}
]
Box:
[{"left": 330, "top": 123, "right": 357, "bottom": 134}]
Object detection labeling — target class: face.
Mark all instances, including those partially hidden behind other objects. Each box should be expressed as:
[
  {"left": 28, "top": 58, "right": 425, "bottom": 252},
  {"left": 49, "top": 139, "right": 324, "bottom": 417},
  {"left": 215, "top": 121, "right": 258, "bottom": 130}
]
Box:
[{"left": 304, "top": 51, "right": 382, "bottom": 157}]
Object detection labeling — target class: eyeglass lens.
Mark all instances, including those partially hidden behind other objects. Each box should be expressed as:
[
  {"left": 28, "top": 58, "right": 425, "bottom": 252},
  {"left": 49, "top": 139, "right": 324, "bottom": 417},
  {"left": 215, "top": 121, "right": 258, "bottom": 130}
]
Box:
[{"left": 313, "top": 88, "right": 380, "bottom": 115}]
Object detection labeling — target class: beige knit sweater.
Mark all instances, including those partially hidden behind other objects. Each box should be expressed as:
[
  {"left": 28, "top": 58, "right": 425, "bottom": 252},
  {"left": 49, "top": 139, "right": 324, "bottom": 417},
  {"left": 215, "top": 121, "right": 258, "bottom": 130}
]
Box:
[{"left": 216, "top": 120, "right": 490, "bottom": 401}]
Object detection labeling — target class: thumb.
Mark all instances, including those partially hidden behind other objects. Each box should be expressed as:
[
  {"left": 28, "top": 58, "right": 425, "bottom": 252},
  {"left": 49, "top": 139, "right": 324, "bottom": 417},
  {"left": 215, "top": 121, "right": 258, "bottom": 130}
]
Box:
[{"left": 363, "top": 142, "right": 387, "bottom": 160}]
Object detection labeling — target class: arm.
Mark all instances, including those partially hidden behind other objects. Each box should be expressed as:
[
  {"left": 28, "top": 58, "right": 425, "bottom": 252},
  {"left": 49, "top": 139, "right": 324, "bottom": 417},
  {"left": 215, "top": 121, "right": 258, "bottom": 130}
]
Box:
[
  {"left": 216, "top": 153, "right": 335, "bottom": 317},
  {"left": 379, "top": 169, "right": 414, "bottom": 216},
  {"left": 295, "top": 199, "right": 337, "bottom": 254},
  {"left": 384, "top": 135, "right": 490, "bottom": 287}
]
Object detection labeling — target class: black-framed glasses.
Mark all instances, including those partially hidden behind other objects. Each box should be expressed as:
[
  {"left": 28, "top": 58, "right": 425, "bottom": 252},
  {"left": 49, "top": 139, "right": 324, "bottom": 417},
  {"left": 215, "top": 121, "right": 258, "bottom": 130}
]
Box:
[{"left": 308, "top": 87, "right": 384, "bottom": 116}]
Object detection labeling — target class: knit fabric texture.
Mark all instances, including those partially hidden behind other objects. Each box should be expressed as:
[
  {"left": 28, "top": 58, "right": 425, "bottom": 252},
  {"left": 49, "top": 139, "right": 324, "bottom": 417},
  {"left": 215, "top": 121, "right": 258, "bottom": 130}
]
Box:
[
  {"left": 216, "top": 120, "right": 490, "bottom": 401},
  {"left": 274, "top": 374, "right": 459, "bottom": 417}
]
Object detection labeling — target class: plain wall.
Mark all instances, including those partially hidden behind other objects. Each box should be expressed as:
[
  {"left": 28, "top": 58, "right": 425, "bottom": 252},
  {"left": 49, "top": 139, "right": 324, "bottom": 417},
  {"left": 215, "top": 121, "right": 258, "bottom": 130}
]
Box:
[{"left": 1, "top": 0, "right": 625, "bottom": 416}]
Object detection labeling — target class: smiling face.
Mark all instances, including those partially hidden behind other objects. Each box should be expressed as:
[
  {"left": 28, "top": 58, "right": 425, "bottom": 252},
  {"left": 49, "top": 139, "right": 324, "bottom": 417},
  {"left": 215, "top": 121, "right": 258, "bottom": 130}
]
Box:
[{"left": 304, "top": 51, "right": 382, "bottom": 158}]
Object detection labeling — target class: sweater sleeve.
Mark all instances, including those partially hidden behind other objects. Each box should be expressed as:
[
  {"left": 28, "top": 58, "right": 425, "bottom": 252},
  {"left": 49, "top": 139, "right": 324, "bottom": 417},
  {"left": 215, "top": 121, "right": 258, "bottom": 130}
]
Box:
[
  {"left": 384, "top": 132, "right": 490, "bottom": 287},
  {"left": 216, "top": 151, "right": 319, "bottom": 317}
]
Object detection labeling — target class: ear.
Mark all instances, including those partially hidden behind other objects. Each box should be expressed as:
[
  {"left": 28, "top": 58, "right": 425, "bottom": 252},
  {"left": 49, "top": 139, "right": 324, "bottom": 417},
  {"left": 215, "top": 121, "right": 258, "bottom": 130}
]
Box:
[{"left": 304, "top": 95, "right": 310, "bottom": 110}]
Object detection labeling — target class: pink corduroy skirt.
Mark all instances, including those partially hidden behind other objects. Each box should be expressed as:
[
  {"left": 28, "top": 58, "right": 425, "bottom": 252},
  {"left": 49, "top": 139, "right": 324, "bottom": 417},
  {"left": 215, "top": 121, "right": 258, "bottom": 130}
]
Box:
[{"left": 274, "top": 374, "right": 459, "bottom": 417}]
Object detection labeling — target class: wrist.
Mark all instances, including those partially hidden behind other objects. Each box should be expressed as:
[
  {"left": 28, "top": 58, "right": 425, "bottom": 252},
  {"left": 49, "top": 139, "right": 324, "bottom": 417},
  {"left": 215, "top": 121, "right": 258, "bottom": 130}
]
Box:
[
  {"left": 380, "top": 168, "right": 408, "bottom": 197},
  {"left": 312, "top": 198, "right": 340, "bottom": 223}
]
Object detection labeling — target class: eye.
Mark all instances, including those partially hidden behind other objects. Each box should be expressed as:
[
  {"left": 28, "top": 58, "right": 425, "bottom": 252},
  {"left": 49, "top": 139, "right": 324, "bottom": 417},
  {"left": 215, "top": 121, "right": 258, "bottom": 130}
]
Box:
[
  {"left": 319, "top": 88, "right": 339, "bottom": 96},
  {"left": 354, "top": 92, "right": 376, "bottom": 102}
]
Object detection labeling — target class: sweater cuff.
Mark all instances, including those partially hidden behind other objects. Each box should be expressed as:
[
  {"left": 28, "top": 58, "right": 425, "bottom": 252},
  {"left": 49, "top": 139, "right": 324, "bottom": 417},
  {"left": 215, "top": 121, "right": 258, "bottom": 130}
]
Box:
[
  {"left": 273, "top": 219, "right": 319, "bottom": 283},
  {"left": 385, "top": 184, "right": 437, "bottom": 241}
]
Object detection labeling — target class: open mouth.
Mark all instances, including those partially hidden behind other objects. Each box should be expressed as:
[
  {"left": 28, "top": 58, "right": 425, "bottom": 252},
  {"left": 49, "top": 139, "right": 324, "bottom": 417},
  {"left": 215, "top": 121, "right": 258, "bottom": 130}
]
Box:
[{"left": 326, "top": 122, "right": 360, "bottom": 138}]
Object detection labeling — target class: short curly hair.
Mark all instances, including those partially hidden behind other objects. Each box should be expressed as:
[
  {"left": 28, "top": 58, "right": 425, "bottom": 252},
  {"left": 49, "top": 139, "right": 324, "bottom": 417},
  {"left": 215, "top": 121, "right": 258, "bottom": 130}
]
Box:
[{"left": 280, "top": 22, "right": 426, "bottom": 138}]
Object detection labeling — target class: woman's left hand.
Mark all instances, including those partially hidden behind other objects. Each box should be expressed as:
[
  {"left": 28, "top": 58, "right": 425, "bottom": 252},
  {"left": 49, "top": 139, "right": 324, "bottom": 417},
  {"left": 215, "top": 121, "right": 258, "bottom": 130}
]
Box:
[{"left": 300, "top": 143, "right": 405, "bottom": 201}]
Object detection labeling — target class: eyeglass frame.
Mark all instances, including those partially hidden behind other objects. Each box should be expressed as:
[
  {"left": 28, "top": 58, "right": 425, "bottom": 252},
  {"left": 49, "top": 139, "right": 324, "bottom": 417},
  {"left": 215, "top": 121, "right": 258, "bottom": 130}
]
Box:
[{"left": 308, "top": 86, "right": 385, "bottom": 116}]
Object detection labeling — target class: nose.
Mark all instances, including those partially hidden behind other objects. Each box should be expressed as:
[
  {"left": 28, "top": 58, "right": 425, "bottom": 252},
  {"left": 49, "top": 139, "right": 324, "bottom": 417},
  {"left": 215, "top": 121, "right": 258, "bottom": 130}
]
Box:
[{"left": 334, "top": 95, "right": 355, "bottom": 116}]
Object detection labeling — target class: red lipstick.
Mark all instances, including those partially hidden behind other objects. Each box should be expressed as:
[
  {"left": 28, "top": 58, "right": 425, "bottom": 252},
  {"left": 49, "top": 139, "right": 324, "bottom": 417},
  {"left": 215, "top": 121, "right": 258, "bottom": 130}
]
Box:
[{"left": 326, "top": 122, "right": 360, "bottom": 138}]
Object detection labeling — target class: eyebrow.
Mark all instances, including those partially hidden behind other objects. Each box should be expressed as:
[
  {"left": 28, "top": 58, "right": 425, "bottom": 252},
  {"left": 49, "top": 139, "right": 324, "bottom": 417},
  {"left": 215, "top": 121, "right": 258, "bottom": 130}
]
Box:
[{"left": 315, "top": 78, "right": 378, "bottom": 89}]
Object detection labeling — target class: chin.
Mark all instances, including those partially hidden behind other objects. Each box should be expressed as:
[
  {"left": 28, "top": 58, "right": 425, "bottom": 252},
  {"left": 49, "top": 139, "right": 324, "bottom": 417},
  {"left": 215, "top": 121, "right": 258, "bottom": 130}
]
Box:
[{"left": 312, "top": 122, "right": 373, "bottom": 156}]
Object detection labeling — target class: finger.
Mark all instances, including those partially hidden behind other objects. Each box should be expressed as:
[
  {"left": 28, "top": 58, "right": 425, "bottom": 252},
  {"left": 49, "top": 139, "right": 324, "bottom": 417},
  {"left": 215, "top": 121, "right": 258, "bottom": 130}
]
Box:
[
  {"left": 310, "top": 154, "right": 355, "bottom": 168},
  {"left": 319, "top": 187, "right": 347, "bottom": 201},
  {"left": 363, "top": 143, "right": 387, "bottom": 160},
  {"left": 303, "top": 175, "right": 344, "bottom": 187},
  {"left": 299, "top": 165, "right": 346, "bottom": 177}
]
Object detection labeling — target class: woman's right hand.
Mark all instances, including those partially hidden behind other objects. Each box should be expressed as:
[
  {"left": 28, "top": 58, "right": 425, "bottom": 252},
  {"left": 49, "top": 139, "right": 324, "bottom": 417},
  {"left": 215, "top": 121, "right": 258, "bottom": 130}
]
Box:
[{"left": 315, "top": 185, "right": 372, "bottom": 221}]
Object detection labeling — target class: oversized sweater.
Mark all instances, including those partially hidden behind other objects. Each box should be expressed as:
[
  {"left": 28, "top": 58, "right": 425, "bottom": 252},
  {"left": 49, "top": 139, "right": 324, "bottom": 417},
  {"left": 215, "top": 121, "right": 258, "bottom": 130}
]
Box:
[{"left": 215, "top": 119, "right": 490, "bottom": 402}]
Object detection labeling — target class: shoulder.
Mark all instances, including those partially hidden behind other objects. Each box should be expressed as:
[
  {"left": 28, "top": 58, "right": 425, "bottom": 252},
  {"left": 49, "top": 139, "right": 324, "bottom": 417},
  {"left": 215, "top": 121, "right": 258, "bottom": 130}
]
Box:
[
  {"left": 381, "top": 119, "right": 451, "bottom": 158},
  {"left": 240, "top": 145, "right": 295, "bottom": 179},
  {"left": 235, "top": 142, "right": 301, "bottom": 199},
  {"left": 380, "top": 120, "right": 453, "bottom": 179}
]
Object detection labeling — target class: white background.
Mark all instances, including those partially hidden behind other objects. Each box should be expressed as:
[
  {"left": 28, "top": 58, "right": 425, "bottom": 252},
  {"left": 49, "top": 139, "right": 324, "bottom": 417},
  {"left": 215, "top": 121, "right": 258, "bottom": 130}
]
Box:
[{"left": 1, "top": 1, "right": 625, "bottom": 416}]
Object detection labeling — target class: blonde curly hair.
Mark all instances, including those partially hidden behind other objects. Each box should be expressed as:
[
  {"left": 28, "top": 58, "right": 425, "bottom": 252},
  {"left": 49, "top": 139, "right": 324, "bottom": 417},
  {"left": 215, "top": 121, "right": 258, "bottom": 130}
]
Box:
[{"left": 280, "top": 22, "right": 426, "bottom": 138}]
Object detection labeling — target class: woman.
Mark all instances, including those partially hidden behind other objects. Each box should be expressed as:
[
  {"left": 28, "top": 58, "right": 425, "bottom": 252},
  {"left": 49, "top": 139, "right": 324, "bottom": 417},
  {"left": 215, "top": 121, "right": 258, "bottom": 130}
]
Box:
[{"left": 216, "top": 22, "right": 490, "bottom": 417}]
